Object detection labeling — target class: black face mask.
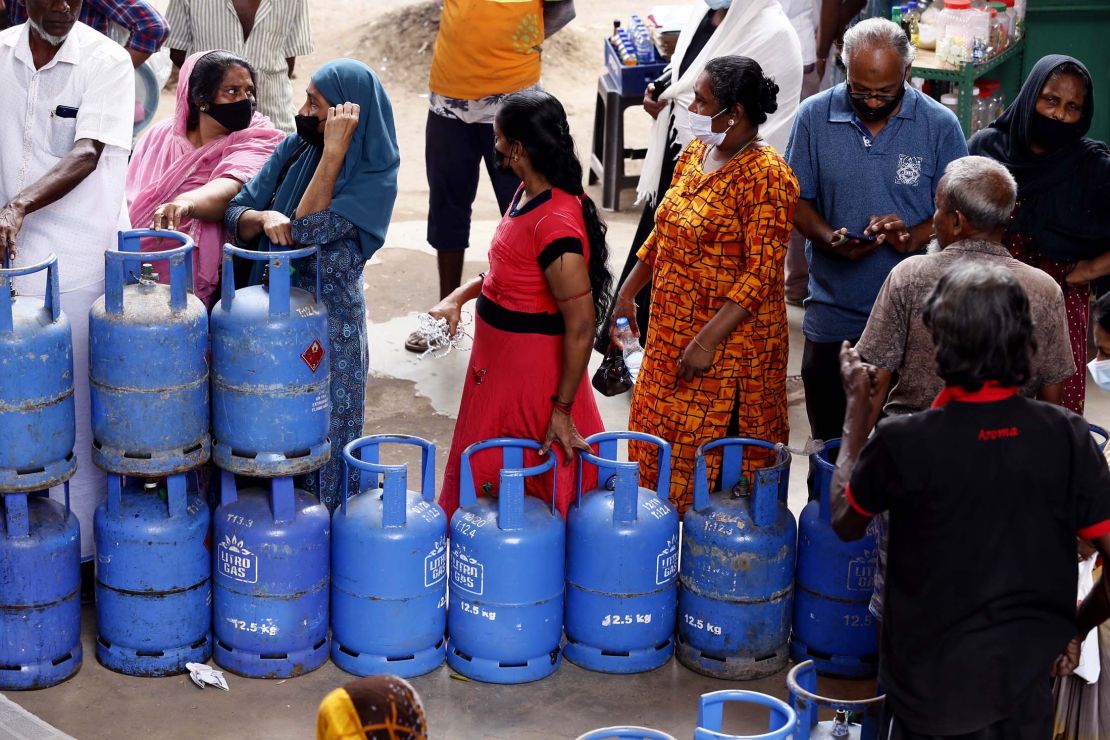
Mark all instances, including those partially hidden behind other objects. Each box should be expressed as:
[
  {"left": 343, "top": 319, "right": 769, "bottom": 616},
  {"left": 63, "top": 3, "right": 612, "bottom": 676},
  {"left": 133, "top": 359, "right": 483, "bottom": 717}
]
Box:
[
  {"left": 849, "top": 83, "right": 906, "bottom": 123},
  {"left": 205, "top": 98, "right": 254, "bottom": 132},
  {"left": 295, "top": 114, "right": 325, "bottom": 148},
  {"left": 1028, "top": 111, "right": 1084, "bottom": 152},
  {"left": 494, "top": 143, "right": 514, "bottom": 174}
]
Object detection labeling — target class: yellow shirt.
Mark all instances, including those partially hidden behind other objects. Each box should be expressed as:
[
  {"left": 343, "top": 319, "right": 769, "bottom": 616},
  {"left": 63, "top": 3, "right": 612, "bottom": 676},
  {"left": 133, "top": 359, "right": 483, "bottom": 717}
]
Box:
[{"left": 428, "top": 0, "right": 544, "bottom": 100}]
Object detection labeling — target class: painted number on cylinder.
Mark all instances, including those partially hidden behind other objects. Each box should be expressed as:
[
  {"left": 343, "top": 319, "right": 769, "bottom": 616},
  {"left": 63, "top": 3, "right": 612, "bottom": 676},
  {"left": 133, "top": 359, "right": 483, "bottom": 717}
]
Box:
[
  {"left": 684, "top": 614, "right": 723, "bottom": 635},
  {"left": 451, "top": 551, "right": 484, "bottom": 595},
  {"left": 217, "top": 535, "right": 258, "bottom": 584},
  {"left": 460, "top": 601, "right": 497, "bottom": 621},
  {"left": 846, "top": 553, "right": 877, "bottom": 592},
  {"left": 227, "top": 618, "right": 278, "bottom": 636},
  {"left": 602, "top": 613, "right": 652, "bottom": 627},
  {"left": 843, "top": 614, "right": 874, "bottom": 628},
  {"left": 425, "top": 538, "right": 447, "bottom": 587}
]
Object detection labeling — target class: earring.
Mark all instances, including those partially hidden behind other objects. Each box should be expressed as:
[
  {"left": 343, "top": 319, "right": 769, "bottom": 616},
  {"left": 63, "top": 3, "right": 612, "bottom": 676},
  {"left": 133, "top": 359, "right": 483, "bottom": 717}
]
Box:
[
  {"left": 200, "top": 103, "right": 210, "bottom": 112},
  {"left": 728, "top": 119, "right": 735, "bottom": 126}
]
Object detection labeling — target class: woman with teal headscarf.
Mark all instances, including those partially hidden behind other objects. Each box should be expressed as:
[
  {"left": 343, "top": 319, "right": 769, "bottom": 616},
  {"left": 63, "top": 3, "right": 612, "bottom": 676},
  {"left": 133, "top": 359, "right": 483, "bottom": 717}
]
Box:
[{"left": 225, "top": 58, "right": 400, "bottom": 509}]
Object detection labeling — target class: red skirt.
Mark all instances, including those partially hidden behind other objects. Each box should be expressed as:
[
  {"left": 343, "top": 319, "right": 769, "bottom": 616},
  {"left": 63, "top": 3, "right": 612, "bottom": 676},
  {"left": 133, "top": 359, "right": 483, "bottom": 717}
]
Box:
[{"left": 439, "top": 315, "right": 604, "bottom": 521}]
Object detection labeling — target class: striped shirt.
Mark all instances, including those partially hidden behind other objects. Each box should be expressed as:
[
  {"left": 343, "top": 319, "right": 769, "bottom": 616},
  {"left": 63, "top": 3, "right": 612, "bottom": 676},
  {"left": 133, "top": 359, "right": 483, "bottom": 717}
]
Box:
[
  {"left": 7, "top": 0, "right": 169, "bottom": 54},
  {"left": 165, "top": 0, "right": 313, "bottom": 132}
]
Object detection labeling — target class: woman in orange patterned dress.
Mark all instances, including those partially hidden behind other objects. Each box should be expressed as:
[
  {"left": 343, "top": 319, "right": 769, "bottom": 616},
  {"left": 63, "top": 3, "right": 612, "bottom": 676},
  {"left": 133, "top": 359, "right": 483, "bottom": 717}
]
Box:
[{"left": 610, "top": 56, "right": 799, "bottom": 514}]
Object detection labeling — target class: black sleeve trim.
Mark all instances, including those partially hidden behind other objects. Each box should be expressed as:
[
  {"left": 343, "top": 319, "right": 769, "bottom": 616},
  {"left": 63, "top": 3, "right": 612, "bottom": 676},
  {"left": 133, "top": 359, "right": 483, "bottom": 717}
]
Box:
[{"left": 537, "top": 237, "right": 584, "bottom": 270}]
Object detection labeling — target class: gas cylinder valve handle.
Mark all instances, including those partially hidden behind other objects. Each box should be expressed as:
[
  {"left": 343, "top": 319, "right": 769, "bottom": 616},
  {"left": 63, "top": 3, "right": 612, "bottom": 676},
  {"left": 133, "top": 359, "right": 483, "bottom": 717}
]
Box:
[
  {"left": 693, "top": 437, "right": 790, "bottom": 523},
  {"left": 220, "top": 243, "right": 319, "bottom": 317},
  {"left": 341, "top": 435, "right": 437, "bottom": 526},
  {"left": 458, "top": 438, "right": 558, "bottom": 528},
  {"left": 576, "top": 431, "right": 672, "bottom": 523},
  {"left": 105, "top": 231, "right": 196, "bottom": 314},
  {"left": 0, "top": 253, "right": 62, "bottom": 333},
  {"left": 695, "top": 690, "right": 797, "bottom": 740}
]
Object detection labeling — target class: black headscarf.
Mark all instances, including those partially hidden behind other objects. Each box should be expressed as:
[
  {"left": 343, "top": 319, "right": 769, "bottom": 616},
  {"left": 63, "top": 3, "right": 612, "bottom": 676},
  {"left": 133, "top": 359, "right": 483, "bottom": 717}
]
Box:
[{"left": 969, "top": 54, "right": 1110, "bottom": 263}]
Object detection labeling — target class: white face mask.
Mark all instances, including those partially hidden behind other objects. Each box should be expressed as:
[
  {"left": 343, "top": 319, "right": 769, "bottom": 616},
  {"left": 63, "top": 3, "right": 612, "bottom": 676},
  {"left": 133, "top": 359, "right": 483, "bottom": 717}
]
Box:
[
  {"left": 689, "top": 108, "right": 732, "bottom": 147},
  {"left": 1088, "top": 358, "right": 1110, "bottom": 392},
  {"left": 704, "top": 0, "right": 733, "bottom": 8}
]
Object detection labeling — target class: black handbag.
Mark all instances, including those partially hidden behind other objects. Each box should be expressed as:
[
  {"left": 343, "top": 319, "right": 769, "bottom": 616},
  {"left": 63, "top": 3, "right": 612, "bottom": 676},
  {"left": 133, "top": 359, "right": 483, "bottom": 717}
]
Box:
[{"left": 591, "top": 349, "right": 633, "bottom": 396}]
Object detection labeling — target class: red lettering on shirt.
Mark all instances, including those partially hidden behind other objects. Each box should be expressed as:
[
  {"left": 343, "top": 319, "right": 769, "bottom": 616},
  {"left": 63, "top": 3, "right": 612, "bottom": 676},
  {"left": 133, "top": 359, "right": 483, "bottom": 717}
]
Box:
[{"left": 977, "top": 427, "right": 1020, "bottom": 442}]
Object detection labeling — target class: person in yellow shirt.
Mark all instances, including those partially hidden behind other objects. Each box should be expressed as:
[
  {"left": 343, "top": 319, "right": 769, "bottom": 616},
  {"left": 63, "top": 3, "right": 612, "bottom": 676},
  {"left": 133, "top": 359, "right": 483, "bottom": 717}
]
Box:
[{"left": 406, "top": 0, "right": 575, "bottom": 353}]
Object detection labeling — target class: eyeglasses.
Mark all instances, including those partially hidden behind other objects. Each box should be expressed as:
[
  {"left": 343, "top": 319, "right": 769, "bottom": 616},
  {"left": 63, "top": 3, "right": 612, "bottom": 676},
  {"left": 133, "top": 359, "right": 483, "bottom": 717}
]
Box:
[{"left": 846, "top": 82, "right": 901, "bottom": 103}]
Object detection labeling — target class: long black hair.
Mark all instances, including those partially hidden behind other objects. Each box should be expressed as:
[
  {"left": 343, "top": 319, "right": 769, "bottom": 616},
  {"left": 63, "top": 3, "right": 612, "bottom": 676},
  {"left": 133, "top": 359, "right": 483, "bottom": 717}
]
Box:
[
  {"left": 922, "top": 262, "right": 1035, "bottom": 391},
  {"left": 186, "top": 51, "right": 257, "bottom": 131},
  {"left": 496, "top": 90, "right": 612, "bottom": 327}
]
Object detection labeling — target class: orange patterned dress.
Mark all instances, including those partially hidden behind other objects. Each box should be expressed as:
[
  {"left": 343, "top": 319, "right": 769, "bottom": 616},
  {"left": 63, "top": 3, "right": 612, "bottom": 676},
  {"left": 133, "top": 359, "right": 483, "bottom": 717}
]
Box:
[{"left": 629, "top": 139, "right": 798, "bottom": 514}]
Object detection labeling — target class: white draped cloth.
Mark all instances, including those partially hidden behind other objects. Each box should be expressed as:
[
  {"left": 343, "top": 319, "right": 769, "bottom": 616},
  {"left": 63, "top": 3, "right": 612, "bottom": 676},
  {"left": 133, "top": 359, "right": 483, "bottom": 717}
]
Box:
[{"left": 637, "top": 0, "right": 804, "bottom": 205}]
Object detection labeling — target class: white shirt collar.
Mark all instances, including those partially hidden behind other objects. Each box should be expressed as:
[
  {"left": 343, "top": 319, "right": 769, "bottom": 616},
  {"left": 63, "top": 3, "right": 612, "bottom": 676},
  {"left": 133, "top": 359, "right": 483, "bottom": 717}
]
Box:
[{"left": 11, "top": 21, "right": 84, "bottom": 72}]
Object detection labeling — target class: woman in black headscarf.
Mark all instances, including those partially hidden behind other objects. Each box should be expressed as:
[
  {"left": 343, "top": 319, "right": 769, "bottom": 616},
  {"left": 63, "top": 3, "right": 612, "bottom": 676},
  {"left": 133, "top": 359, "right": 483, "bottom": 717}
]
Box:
[{"left": 969, "top": 54, "right": 1110, "bottom": 414}]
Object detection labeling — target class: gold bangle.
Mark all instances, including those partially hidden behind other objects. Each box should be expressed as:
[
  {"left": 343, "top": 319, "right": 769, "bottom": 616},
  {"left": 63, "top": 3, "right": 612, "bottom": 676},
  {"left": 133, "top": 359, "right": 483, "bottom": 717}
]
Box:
[
  {"left": 692, "top": 337, "right": 713, "bottom": 353},
  {"left": 616, "top": 294, "right": 638, "bottom": 308}
]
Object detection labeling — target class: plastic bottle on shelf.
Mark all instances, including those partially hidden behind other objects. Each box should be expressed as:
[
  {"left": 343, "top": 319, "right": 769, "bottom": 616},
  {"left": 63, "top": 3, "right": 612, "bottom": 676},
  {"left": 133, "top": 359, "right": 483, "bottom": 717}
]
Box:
[
  {"left": 630, "top": 14, "right": 655, "bottom": 63},
  {"left": 615, "top": 28, "right": 639, "bottom": 66},
  {"left": 1013, "top": 0, "right": 1026, "bottom": 38},
  {"left": 613, "top": 317, "right": 644, "bottom": 383}
]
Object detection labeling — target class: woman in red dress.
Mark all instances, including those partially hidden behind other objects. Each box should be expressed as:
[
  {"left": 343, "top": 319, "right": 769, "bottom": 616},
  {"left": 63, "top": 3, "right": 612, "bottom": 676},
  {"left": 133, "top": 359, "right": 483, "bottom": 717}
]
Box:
[{"left": 430, "top": 90, "right": 612, "bottom": 520}]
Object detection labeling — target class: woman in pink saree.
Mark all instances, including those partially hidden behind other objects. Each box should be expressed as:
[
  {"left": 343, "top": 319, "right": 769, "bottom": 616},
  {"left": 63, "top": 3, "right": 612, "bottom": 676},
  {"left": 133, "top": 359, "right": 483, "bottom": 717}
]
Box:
[{"left": 126, "top": 50, "right": 286, "bottom": 305}]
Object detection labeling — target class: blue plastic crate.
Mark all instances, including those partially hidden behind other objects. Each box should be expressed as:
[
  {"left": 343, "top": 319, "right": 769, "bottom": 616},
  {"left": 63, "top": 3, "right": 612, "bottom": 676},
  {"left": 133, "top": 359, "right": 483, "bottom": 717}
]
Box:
[{"left": 603, "top": 38, "right": 668, "bottom": 98}]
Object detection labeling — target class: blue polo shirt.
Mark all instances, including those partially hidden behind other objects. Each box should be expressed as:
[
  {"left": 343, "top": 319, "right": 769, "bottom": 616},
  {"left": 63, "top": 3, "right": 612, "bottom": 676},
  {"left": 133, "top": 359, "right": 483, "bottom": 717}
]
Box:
[{"left": 786, "top": 83, "right": 967, "bottom": 342}]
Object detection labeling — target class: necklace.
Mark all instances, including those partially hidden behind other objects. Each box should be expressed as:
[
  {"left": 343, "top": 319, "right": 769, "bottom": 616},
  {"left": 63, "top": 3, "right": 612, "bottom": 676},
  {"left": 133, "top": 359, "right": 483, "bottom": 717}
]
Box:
[{"left": 714, "top": 132, "right": 760, "bottom": 162}]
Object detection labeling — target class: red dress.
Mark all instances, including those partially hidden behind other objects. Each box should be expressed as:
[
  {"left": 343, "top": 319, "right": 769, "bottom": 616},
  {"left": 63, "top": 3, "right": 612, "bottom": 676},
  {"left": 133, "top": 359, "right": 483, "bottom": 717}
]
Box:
[{"left": 439, "top": 187, "right": 604, "bottom": 520}]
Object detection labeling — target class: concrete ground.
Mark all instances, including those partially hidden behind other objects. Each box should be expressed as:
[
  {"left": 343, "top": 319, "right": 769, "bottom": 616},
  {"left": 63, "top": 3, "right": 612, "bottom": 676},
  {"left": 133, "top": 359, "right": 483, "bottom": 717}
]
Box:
[{"left": 6, "top": 0, "right": 1110, "bottom": 737}]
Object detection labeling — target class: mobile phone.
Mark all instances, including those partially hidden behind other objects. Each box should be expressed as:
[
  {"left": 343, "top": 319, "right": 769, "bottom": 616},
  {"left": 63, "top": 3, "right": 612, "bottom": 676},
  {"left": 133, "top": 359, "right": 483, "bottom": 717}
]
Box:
[
  {"left": 649, "top": 69, "right": 672, "bottom": 101},
  {"left": 844, "top": 231, "right": 877, "bottom": 243},
  {"left": 54, "top": 105, "right": 79, "bottom": 119}
]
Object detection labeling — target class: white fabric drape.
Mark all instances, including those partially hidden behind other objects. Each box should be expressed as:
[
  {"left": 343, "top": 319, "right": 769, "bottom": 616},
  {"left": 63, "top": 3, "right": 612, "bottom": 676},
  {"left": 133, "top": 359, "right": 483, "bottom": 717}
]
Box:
[{"left": 637, "top": 1, "right": 804, "bottom": 205}]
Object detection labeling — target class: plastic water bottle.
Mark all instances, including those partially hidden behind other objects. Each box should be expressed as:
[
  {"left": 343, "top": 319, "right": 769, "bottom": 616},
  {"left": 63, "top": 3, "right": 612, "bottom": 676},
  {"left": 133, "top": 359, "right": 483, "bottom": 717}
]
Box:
[
  {"left": 630, "top": 14, "right": 654, "bottom": 63},
  {"left": 614, "top": 317, "right": 644, "bottom": 383}
]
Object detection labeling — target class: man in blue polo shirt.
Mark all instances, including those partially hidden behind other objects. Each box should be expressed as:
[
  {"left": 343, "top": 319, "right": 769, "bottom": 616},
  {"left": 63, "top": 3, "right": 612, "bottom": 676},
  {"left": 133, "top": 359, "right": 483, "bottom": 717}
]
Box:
[{"left": 786, "top": 17, "right": 967, "bottom": 443}]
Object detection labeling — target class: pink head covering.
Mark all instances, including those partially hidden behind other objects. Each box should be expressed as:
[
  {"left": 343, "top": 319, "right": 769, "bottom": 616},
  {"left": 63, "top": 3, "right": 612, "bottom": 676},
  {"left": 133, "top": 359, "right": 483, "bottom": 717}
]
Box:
[{"left": 126, "top": 51, "right": 287, "bottom": 304}]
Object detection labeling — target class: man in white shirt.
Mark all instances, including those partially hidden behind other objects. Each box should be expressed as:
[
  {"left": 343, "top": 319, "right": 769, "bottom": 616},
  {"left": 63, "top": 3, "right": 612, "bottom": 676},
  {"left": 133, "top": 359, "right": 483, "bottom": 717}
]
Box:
[{"left": 0, "top": 0, "right": 133, "bottom": 564}]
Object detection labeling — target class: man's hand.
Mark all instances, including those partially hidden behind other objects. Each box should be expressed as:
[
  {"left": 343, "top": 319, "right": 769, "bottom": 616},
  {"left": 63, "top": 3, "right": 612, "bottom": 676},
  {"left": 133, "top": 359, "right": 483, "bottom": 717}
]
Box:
[
  {"left": 323, "top": 103, "right": 359, "bottom": 156},
  {"left": 259, "top": 210, "right": 293, "bottom": 246},
  {"left": 1052, "top": 637, "right": 1082, "bottom": 677},
  {"left": 0, "top": 202, "right": 26, "bottom": 262},
  {"left": 828, "top": 227, "right": 881, "bottom": 261},
  {"left": 867, "top": 213, "right": 916, "bottom": 253},
  {"left": 642, "top": 84, "right": 667, "bottom": 120},
  {"left": 840, "top": 341, "right": 880, "bottom": 407}
]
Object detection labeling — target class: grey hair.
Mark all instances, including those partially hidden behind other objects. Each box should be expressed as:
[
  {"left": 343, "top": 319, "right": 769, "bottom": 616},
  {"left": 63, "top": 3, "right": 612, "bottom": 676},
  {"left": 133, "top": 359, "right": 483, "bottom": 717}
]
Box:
[
  {"left": 843, "top": 18, "right": 916, "bottom": 69},
  {"left": 937, "top": 156, "right": 1017, "bottom": 232}
]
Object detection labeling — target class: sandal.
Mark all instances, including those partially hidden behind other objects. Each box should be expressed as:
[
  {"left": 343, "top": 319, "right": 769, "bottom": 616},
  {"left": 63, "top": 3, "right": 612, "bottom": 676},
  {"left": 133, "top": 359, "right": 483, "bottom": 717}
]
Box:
[{"left": 404, "top": 330, "right": 429, "bottom": 354}]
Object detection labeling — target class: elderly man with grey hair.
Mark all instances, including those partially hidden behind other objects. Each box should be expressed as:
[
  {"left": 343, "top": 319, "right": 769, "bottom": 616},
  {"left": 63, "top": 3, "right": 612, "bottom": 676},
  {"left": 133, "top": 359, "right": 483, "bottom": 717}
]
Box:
[
  {"left": 786, "top": 17, "right": 967, "bottom": 447},
  {"left": 852, "top": 154, "right": 1075, "bottom": 638}
]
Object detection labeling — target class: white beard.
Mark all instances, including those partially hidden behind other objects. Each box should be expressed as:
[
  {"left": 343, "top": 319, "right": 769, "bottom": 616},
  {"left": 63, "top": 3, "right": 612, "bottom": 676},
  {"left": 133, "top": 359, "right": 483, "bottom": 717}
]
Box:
[{"left": 29, "top": 18, "right": 70, "bottom": 47}]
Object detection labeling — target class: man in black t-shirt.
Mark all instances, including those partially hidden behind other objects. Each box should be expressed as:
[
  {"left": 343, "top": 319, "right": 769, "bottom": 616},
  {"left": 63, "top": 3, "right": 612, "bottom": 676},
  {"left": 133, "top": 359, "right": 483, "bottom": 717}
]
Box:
[{"left": 829, "top": 261, "right": 1110, "bottom": 739}]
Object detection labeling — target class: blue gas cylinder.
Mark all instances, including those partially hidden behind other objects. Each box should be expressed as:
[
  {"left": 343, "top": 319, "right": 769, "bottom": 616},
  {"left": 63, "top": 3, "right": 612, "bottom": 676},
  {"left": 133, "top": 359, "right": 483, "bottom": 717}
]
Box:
[
  {"left": 792, "top": 440, "right": 878, "bottom": 678},
  {"left": 787, "top": 660, "right": 884, "bottom": 740},
  {"left": 211, "top": 245, "right": 330, "bottom": 476},
  {"left": 332, "top": 435, "right": 447, "bottom": 678},
  {"left": 0, "top": 255, "right": 76, "bottom": 492},
  {"left": 565, "top": 431, "right": 678, "bottom": 674},
  {"left": 89, "top": 231, "right": 210, "bottom": 475},
  {"left": 213, "top": 473, "right": 330, "bottom": 678},
  {"left": 0, "top": 488, "right": 82, "bottom": 689},
  {"left": 695, "top": 690, "right": 797, "bottom": 740},
  {"left": 446, "top": 438, "right": 564, "bottom": 684},
  {"left": 95, "top": 472, "right": 211, "bottom": 676},
  {"left": 677, "top": 438, "right": 796, "bottom": 680}
]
